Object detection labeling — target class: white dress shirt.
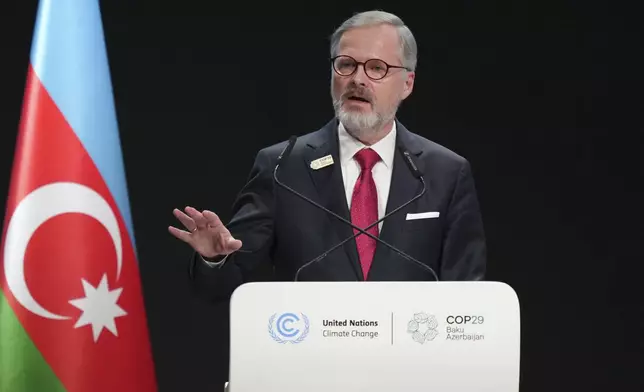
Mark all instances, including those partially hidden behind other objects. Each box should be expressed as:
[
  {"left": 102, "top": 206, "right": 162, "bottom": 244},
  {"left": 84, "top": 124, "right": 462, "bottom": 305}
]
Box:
[
  {"left": 203, "top": 121, "right": 397, "bottom": 267},
  {"left": 337, "top": 121, "right": 396, "bottom": 231}
]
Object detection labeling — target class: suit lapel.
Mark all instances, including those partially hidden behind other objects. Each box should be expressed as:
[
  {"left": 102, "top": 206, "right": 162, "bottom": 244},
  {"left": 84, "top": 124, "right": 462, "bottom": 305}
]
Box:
[
  {"left": 368, "top": 121, "right": 425, "bottom": 280},
  {"left": 303, "top": 120, "right": 363, "bottom": 280}
]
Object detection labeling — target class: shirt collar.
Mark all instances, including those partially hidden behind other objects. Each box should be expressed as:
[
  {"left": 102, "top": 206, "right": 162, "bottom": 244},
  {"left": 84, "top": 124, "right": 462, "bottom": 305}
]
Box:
[{"left": 338, "top": 121, "right": 397, "bottom": 169}]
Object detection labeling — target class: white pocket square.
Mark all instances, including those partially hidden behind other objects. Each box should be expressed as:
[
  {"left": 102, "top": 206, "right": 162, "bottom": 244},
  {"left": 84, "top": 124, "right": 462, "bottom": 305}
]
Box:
[{"left": 406, "top": 212, "right": 440, "bottom": 220}]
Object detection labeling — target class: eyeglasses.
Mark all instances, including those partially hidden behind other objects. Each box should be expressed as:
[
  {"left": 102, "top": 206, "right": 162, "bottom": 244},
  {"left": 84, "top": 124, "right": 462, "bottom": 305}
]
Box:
[{"left": 331, "top": 55, "right": 410, "bottom": 80}]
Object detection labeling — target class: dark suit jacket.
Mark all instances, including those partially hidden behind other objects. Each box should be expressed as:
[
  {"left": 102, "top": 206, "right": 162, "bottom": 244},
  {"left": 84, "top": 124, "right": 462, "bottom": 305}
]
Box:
[{"left": 188, "top": 119, "right": 486, "bottom": 302}]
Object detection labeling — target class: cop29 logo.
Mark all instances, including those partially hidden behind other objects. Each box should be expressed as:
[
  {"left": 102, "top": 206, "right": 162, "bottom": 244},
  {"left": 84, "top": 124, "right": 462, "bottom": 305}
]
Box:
[
  {"left": 268, "top": 312, "right": 310, "bottom": 344},
  {"left": 407, "top": 312, "right": 439, "bottom": 344}
]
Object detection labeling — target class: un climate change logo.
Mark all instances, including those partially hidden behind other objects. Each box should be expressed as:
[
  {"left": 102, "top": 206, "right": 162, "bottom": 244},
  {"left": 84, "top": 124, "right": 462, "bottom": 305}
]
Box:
[
  {"left": 407, "top": 312, "right": 439, "bottom": 344},
  {"left": 268, "top": 312, "right": 310, "bottom": 344}
]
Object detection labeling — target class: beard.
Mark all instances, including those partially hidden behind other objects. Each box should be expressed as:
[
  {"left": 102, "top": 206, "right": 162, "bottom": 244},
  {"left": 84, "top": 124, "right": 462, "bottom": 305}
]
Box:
[{"left": 331, "top": 83, "right": 399, "bottom": 141}]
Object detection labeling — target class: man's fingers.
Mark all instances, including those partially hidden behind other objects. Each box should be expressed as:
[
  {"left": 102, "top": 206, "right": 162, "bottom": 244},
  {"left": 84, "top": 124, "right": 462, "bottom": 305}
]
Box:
[
  {"left": 202, "top": 210, "right": 223, "bottom": 229},
  {"left": 221, "top": 237, "right": 242, "bottom": 254},
  {"left": 227, "top": 238, "right": 242, "bottom": 251},
  {"left": 184, "top": 206, "right": 207, "bottom": 229},
  {"left": 168, "top": 226, "right": 192, "bottom": 243},
  {"left": 173, "top": 208, "right": 196, "bottom": 231}
]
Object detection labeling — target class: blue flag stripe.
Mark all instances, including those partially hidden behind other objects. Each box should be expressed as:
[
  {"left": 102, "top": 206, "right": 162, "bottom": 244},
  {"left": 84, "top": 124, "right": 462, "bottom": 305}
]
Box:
[{"left": 29, "top": 0, "right": 137, "bottom": 253}]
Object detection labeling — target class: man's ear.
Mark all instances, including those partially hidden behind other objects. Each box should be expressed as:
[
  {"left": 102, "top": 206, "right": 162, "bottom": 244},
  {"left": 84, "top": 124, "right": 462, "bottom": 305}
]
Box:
[{"left": 401, "top": 71, "right": 415, "bottom": 100}]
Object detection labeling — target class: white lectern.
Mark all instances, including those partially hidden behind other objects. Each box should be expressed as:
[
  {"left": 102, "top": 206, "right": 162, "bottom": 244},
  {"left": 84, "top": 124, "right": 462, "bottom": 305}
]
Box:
[{"left": 225, "top": 281, "right": 520, "bottom": 391}]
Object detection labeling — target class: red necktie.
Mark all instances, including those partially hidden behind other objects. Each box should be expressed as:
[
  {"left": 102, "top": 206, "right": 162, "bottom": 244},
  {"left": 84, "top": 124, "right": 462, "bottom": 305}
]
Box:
[{"left": 351, "top": 148, "right": 381, "bottom": 279}]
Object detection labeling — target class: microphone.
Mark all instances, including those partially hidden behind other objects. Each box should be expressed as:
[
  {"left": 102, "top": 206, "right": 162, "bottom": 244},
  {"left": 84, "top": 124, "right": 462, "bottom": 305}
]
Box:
[
  {"left": 277, "top": 135, "right": 298, "bottom": 164},
  {"left": 272, "top": 140, "right": 439, "bottom": 282}
]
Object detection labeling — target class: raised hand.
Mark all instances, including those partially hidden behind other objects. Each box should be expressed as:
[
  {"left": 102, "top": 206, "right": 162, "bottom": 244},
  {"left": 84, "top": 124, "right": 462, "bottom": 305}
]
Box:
[{"left": 168, "top": 206, "right": 242, "bottom": 259}]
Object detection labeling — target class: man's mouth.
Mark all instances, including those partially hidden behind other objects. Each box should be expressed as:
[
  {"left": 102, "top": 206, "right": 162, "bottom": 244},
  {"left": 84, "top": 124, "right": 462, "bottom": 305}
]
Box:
[{"left": 346, "top": 95, "right": 370, "bottom": 103}]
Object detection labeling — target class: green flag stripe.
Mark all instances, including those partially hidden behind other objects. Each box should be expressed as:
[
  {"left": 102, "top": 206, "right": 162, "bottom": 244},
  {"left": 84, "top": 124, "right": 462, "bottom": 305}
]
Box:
[{"left": 0, "top": 289, "right": 67, "bottom": 392}]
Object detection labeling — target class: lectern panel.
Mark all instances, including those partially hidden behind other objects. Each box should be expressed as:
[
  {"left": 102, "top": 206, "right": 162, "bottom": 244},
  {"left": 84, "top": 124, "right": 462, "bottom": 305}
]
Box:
[{"left": 228, "top": 282, "right": 520, "bottom": 392}]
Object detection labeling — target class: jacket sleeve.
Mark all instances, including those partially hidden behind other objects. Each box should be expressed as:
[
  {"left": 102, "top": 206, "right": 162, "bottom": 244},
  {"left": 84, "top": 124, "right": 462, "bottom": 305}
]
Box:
[
  {"left": 439, "top": 159, "right": 487, "bottom": 280},
  {"left": 188, "top": 148, "right": 276, "bottom": 302}
]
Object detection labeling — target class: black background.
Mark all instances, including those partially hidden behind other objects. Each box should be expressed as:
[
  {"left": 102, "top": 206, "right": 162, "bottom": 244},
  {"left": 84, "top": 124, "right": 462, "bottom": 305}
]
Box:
[{"left": 1, "top": 1, "right": 643, "bottom": 391}]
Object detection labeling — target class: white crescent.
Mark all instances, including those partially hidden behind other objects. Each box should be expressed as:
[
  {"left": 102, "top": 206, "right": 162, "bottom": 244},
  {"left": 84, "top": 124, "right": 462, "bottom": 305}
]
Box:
[{"left": 3, "top": 182, "right": 123, "bottom": 320}]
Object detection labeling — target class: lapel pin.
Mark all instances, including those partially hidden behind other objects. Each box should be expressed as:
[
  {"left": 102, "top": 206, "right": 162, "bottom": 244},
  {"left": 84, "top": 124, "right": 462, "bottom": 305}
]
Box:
[{"left": 310, "top": 155, "right": 334, "bottom": 170}]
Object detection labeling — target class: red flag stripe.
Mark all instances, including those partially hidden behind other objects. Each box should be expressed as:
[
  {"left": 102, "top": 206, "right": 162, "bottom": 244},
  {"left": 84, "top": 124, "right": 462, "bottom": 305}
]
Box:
[{"left": 1, "top": 65, "right": 157, "bottom": 391}]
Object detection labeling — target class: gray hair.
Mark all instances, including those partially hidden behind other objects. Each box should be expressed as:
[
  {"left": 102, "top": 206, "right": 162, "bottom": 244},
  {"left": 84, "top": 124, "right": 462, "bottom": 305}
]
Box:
[{"left": 330, "top": 10, "right": 417, "bottom": 72}]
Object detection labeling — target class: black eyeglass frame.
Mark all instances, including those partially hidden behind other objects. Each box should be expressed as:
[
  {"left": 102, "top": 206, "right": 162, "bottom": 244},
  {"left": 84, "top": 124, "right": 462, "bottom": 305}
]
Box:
[{"left": 330, "top": 55, "right": 411, "bottom": 80}]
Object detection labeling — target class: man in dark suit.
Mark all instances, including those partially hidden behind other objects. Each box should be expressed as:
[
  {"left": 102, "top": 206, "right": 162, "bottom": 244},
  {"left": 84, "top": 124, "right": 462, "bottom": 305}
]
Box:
[{"left": 168, "top": 10, "right": 486, "bottom": 302}]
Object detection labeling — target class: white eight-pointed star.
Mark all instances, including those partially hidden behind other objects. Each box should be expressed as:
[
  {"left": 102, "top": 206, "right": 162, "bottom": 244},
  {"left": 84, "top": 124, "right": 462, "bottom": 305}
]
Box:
[{"left": 68, "top": 274, "right": 127, "bottom": 342}]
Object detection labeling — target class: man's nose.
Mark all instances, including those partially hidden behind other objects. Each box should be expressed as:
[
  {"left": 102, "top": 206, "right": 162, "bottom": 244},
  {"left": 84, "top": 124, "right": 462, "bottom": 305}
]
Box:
[{"left": 352, "top": 64, "right": 369, "bottom": 85}]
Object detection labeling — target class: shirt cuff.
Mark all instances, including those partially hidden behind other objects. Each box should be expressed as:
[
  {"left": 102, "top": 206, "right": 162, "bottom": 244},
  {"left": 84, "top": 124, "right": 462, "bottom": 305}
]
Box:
[{"left": 200, "top": 253, "right": 231, "bottom": 268}]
